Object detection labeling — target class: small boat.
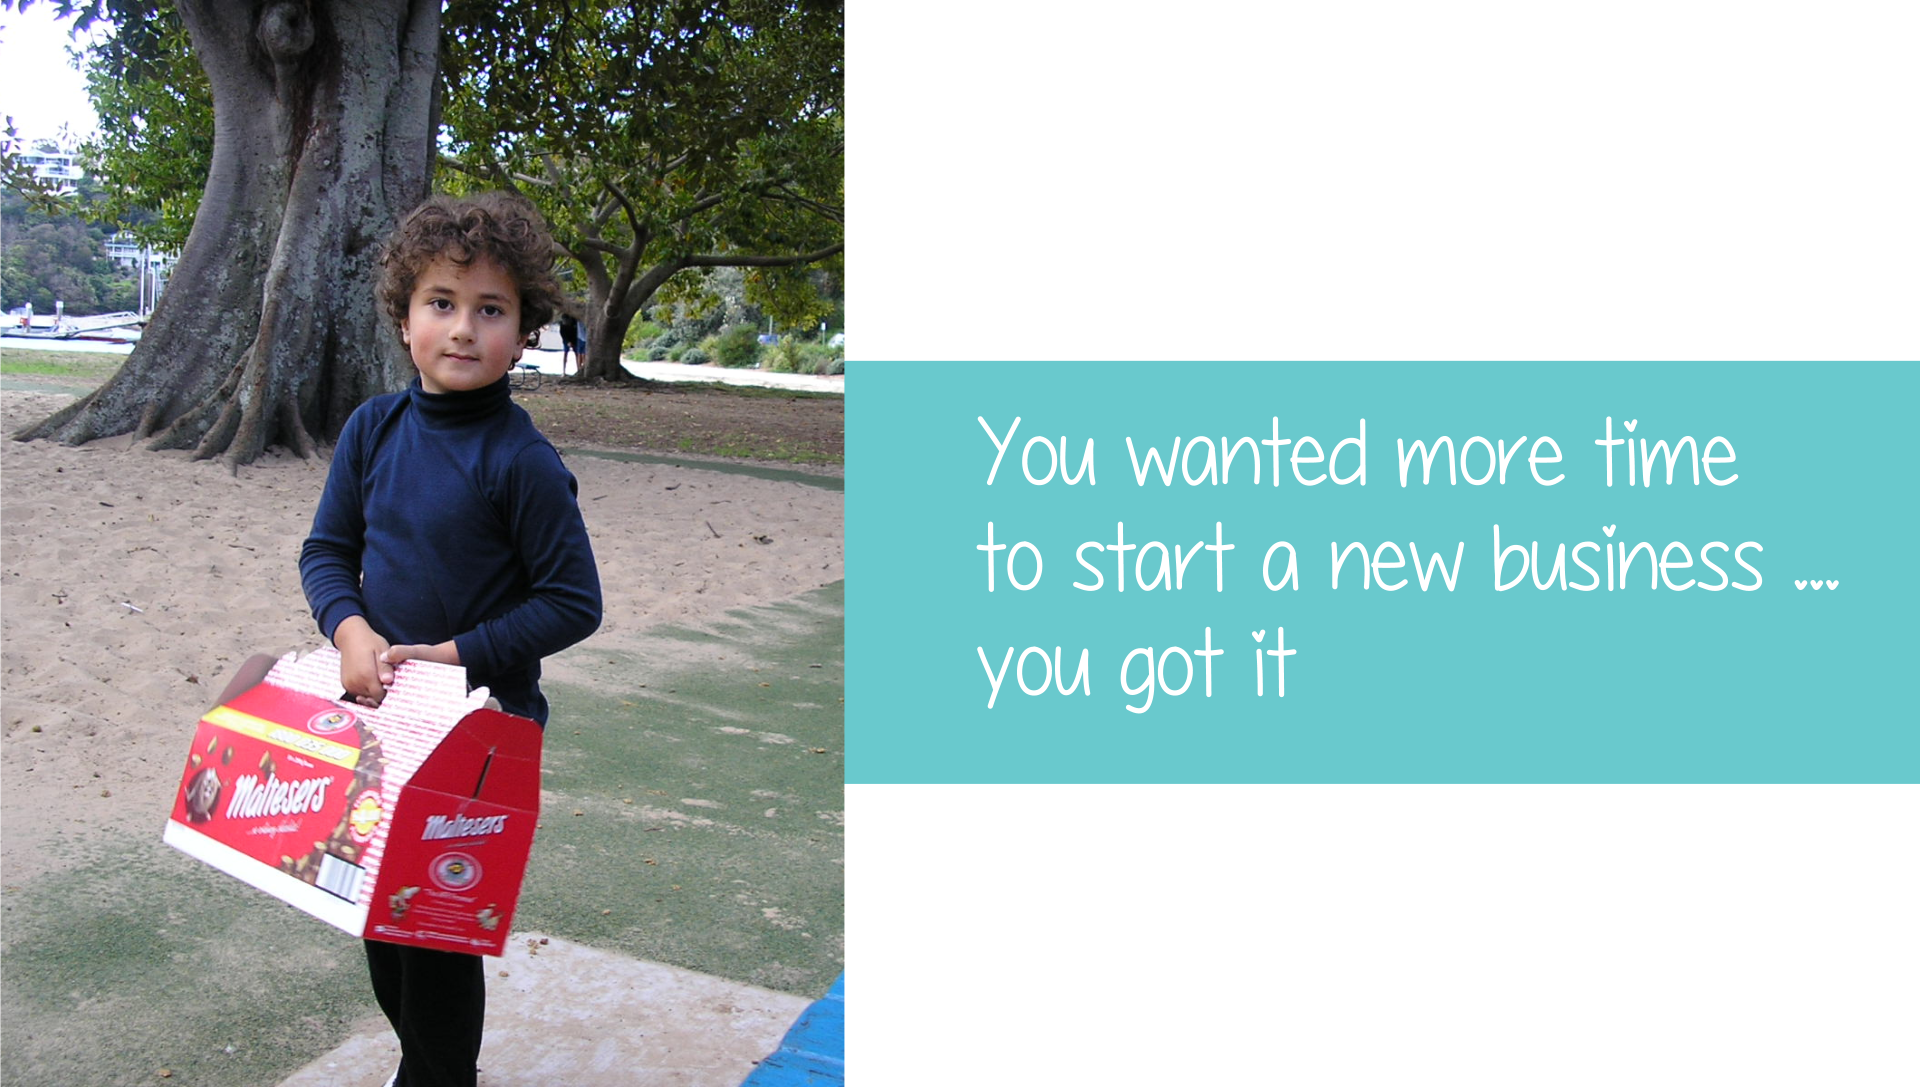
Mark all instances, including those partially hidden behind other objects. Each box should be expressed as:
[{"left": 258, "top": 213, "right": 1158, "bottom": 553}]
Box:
[{"left": 7, "top": 311, "right": 145, "bottom": 340}]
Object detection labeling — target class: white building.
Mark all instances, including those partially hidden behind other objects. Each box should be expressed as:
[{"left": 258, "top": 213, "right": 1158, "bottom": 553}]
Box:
[
  {"left": 104, "top": 234, "right": 177, "bottom": 314},
  {"left": 17, "top": 150, "right": 83, "bottom": 183},
  {"left": 105, "top": 235, "right": 175, "bottom": 269}
]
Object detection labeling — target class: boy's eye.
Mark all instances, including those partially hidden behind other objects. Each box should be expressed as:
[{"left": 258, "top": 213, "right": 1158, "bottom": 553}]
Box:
[
  {"left": 428, "top": 297, "right": 453, "bottom": 311},
  {"left": 481, "top": 305, "right": 505, "bottom": 318}
]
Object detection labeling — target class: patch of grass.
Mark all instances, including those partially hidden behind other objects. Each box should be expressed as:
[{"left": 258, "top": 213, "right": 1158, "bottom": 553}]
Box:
[
  {"left": 525, "top": 582, "right": 844, "bottom": 996},
  {"left": 692, "top": 382, "right": 838, "bottom": 402},
  {"left": 0, "top": 832, "right": 377, "bottom": 1087},
  {"left": 680, "top": 433, "right": 843, "bottom": 465},
  {"left": 563, "top": 448, "right": 843, "bottom": 491},
  {"left": 519, "top": 381, "right": 842, "bottom": 465},
  {"left": 0, "top": 351, "right": 126, "bottom": 381}
]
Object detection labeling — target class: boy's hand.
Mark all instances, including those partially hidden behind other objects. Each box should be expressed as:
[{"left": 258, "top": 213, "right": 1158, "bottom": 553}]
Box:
[
  {"left": 332, "top": 615, "right": 393, "bottom": 707},
  {"left": 380, "top": 642, "right": 462, "bottom": 669}
]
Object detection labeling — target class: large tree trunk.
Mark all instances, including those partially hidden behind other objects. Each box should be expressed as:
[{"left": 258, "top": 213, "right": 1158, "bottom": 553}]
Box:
[
  {"left": 572, "top": 260, "right": 685, "bottom": 383},
  {"left": 14, "top": 0, "right": 439, "bottom": 467},
  {"left": 572, "top": 290, "right": 644, "bottom": 382},
  {"left": 574, "top": 306, "right": 630, "bottom": 381}
]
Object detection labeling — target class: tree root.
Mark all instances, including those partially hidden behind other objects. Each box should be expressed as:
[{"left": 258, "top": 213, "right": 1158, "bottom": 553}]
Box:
[
  {"left": 10, "top": 392, "right": 97, "bottom": 444},
  {"left": 566, "top": 370, "right": 654, "bottom": 388},
  {"left": 133, "top": 398, "right": 169, "bottom": 442},
  {"left": 191, "top": 400, "right": 244, "bottom": 462},
  {"left": 15, "top": 370, "right": 319, "bottom": 469},
  {"left": 278, "top": 398, "right": 318, "bottom": 460},
  {"left": 146, "top": 396, "right": 223, "bottom": 452}
]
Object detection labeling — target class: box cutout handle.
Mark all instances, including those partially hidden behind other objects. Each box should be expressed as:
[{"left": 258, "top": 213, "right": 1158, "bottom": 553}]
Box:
[{"left": 472, "top": 747, "right": 497, "bottom": 799}]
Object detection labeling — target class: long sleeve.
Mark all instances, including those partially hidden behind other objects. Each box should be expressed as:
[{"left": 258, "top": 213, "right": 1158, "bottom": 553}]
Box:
[
  {"left": 452, "top": 441, "right": 602, "bottom": 677},
  {"left": 300, "top": 408, "right": 372, "bottom": 641}
]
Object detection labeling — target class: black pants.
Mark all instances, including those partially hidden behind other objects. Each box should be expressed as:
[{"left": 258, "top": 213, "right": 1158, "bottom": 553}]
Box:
[{"left": 364, "top": 940, "right": 484, "bottom": 1087}]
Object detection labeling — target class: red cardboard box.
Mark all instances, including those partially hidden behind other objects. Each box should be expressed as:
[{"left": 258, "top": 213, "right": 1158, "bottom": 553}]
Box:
[{"left": 163, "top": 647, "right": 542, "bottom": 956}]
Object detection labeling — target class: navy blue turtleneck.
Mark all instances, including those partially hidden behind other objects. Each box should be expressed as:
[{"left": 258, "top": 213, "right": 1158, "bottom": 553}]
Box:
[{"left": 299, "top": 376, "right": 602, "bottom": 724}]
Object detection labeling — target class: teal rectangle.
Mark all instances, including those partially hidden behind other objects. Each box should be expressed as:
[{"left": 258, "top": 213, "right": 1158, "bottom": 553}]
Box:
[{"left": 846, "top": 362, "right": 1919, "bottom": 783}]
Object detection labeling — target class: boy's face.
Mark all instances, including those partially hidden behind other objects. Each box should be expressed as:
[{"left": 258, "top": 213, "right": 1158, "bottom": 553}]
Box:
[{"left": 401, "top": 254, "right": 524, "bottom": 394}]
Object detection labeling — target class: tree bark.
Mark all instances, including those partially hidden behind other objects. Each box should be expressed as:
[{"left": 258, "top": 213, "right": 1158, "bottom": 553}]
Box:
[
  {"left": 573, "top": 259, "right": 687, "bottom": 383},
  {"left": 575, "top": 304, "right": 632, "bottom": 381},
  {"left": 13, "top": 0, "right": 439, "bottom": 467}
]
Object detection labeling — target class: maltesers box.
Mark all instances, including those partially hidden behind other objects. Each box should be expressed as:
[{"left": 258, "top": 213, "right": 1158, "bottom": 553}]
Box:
[{"left": 163, "top": 647, "right": 542, "bottom": 956}]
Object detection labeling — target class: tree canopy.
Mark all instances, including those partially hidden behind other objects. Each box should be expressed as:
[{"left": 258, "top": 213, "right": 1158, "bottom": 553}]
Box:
[
  {"left": 431, "top": 0, "right": 845, "bottom": 378},
  {"left": 7, "top": 0, "right": 845, "bottom": 387},
  {"left": 73, "top": 2, "right": 210, "bottom": 250}
]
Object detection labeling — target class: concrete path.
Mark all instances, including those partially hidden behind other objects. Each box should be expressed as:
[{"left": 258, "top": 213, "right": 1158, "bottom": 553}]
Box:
[
  {"left": 528, "top": 349, "right": 847, "bottom": 395},
  {"left": 0, "top": 335, "right": 846, "bottom": 395},
  {"left": 277, "top": 934, "right": 808, "bottom": 1087}
]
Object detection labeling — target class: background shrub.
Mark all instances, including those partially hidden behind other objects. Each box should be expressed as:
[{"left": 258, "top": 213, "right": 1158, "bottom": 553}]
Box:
[
  {"left": 765, "top": 336, "right": 805, "bottom": 373},
  {"left": 681, "top": 348, "right": 710, "bottom": 365},
  {"left": 798, "top": 342, "right": 838, "bottom": 374},
  {"left": 622, "top": 319, "right": 664, "bottom": 351},
  {"left": 713, "top": 324, "right": 764, "bottom": 368}
]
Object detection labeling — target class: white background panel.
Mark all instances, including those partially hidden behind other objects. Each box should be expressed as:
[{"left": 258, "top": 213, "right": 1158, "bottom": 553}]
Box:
[{"left": 846, "top": 2, "right": 1916, "bottom": 1083}]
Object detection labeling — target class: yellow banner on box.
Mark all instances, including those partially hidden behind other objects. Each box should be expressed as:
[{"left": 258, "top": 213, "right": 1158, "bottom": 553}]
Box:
[{"left": 202, "top": 705, "right": 361, "bottom": 770}]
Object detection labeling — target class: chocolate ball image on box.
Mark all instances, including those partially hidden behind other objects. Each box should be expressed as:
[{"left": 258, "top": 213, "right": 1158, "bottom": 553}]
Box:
[{"left": 184, "top": 767, "right": 223, "bottom": 823}]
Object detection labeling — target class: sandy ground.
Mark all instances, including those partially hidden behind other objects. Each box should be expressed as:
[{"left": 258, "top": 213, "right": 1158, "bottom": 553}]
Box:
[{"left": 0, "top": 386, "right": 843, "bottom": 884}]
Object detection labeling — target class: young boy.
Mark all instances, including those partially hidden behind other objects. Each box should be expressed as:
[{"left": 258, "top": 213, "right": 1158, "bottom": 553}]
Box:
[{"left": 300, "top": 192, "right": 602, "bottom": 1087}]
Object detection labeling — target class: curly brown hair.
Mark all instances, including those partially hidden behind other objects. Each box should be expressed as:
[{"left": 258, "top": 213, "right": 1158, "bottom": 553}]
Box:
[{"left": 377, "top": 192, "right": 563, "bottom": 340}]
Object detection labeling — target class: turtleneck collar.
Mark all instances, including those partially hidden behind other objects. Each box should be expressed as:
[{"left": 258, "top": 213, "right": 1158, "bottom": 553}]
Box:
[{"left": 406, "top": 374, "right": 512, "bottom": 423}]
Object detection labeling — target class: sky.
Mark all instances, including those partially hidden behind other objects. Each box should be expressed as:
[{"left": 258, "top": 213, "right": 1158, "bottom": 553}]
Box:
[{"left": 0, "top": 3, "right": 105, "bottom": 144}]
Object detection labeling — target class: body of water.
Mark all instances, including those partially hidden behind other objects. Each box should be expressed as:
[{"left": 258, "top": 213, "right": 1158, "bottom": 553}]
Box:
[{"left": 0, "top": 335, "right": 138, "bottom": 355}]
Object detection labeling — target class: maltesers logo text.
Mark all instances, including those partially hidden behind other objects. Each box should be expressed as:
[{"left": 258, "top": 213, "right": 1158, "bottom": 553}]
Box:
[
  {"left": 422, "top": 814, "right": 509, "bottom": 840},
  {"left": 226, "top": 774, "right": 330, "bottom": 819}
]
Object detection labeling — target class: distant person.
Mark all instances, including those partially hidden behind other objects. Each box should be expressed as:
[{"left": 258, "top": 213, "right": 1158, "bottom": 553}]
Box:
[
  {"left": 300, "top": 191, "right": 602, "bottom": 1087},
  {"left": 558, "top": 309, "right": 579, "bottom": 374}
]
